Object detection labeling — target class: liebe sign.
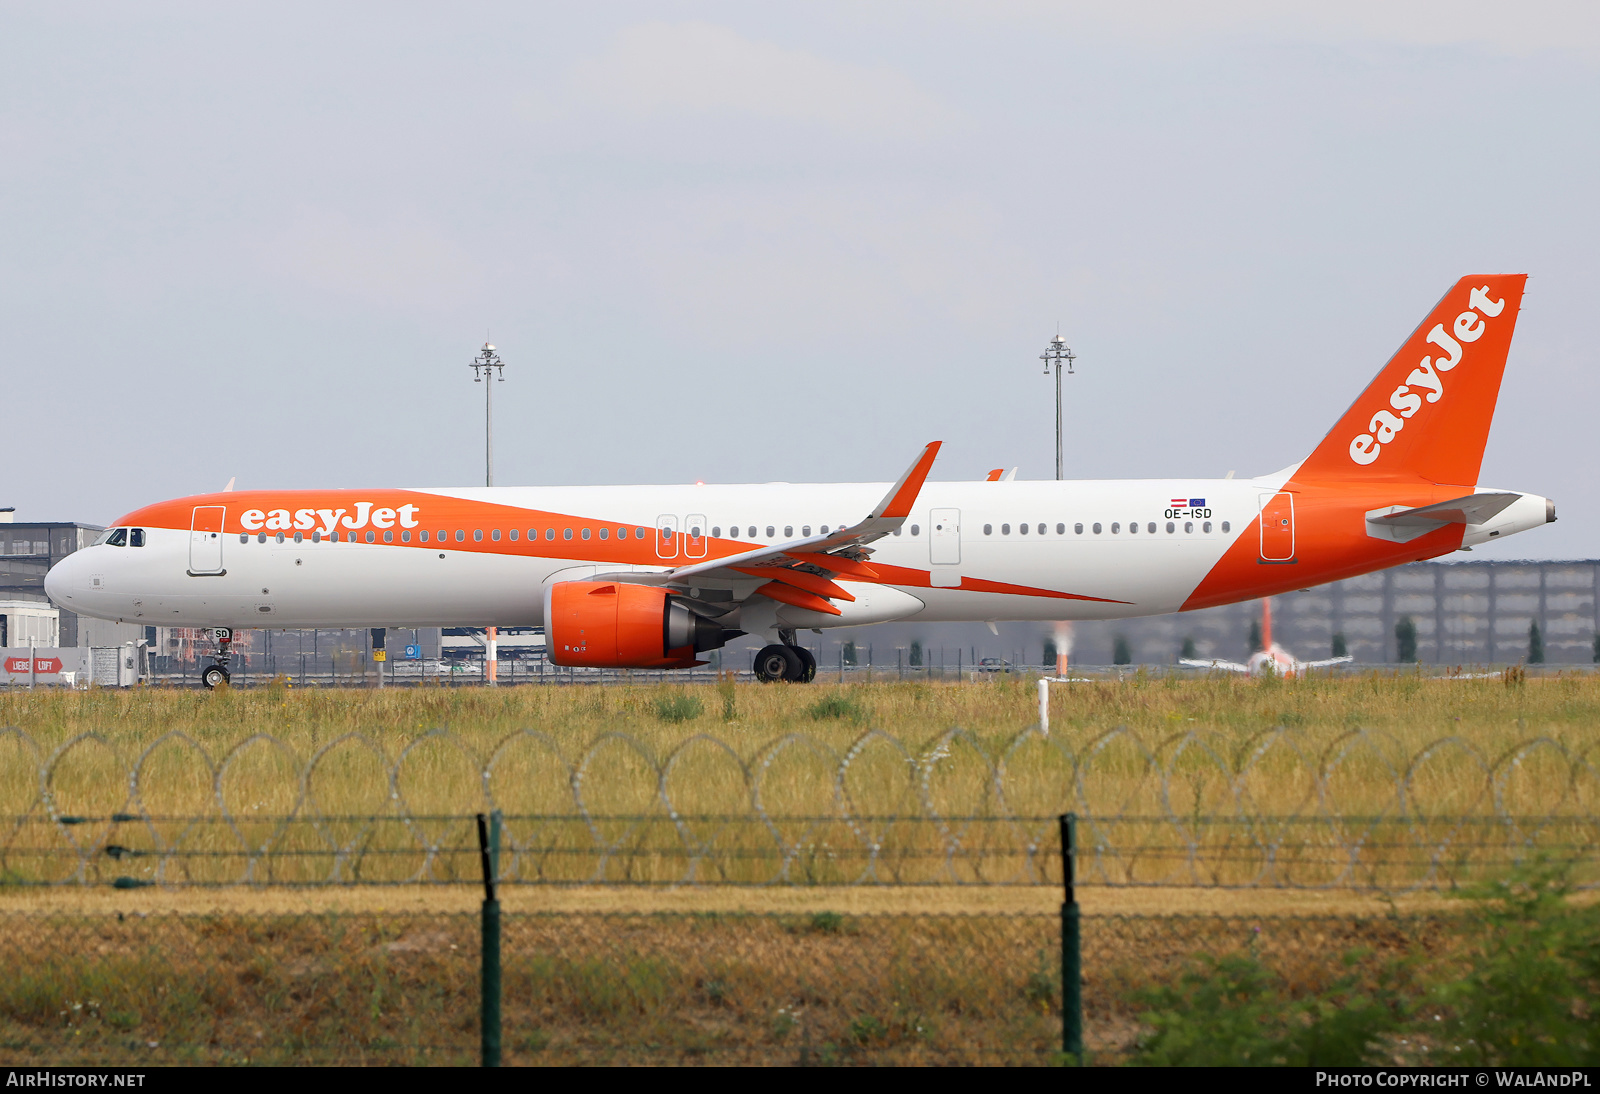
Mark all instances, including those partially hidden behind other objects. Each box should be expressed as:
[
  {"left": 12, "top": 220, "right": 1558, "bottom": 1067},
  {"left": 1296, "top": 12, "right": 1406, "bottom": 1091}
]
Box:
[{"left": 4, "top": 658, "right": 62, "bottom": 674}]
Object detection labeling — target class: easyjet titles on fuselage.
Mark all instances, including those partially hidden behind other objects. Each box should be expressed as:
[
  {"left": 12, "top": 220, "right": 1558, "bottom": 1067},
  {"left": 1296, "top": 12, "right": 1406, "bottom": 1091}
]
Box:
[{"left": 239, "top": 503, "right": 423, "bottom": 536}]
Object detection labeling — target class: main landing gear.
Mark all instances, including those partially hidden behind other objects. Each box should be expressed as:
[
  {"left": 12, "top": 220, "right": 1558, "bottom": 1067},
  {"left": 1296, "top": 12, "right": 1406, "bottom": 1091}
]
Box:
[
  {"left": 202, "top": 627, "right": 234, "bottom": 689},
  {"left": 753, "top": 632, "right": 817, "bottom": 683}
]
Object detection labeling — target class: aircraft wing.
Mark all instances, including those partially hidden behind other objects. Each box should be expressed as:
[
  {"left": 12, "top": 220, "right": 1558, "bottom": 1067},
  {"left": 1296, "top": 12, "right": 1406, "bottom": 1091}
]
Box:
[
  {"left": 587, "top": 441, "right": 941, "bottom": 617},
  {"left": 1372, "top": 492, "right": 1521, "bottom": 526},
  {"left": 1179, "top": 658, "right": 1250, "bottom": 673},
  {"left": 1300, "top": 655, "right": 1354, "bottom": 669}
]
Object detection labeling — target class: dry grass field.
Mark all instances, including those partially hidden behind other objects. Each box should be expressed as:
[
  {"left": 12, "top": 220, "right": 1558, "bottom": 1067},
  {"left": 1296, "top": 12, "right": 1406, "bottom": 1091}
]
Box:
[
  {"left": 0, "top": 671, "right": 1596, "bottom": 896},
  {"left": 0, "top": 909, "right": 1463, "bottom": 1065}
]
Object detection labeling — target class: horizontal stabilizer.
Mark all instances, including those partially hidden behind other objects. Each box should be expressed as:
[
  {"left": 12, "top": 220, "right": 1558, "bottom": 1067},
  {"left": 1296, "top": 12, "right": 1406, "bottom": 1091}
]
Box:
[{"left": 1371, "top": 492, "right": 1520, "bottom": 527}]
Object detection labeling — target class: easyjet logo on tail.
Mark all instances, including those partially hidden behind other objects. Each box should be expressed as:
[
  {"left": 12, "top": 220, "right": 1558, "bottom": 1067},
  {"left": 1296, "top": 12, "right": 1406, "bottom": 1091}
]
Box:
[
  {"left": 1348, "top": 286, "right": 1505, "bottom": 466},
  {"left": 239, "top": 503, "right": 422, "bottom": 536}
]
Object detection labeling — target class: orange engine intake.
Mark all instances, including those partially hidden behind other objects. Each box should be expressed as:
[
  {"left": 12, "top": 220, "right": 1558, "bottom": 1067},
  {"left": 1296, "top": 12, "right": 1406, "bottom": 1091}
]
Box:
[{"left": 543, "top": 581, "right": 736, "bottom": 669}]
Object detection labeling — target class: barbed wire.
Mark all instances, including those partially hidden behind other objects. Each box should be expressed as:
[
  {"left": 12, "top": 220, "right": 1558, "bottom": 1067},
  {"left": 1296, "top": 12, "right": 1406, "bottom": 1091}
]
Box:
[{"left": 2, "top": 724, "right": 1596, "bottom": 889}]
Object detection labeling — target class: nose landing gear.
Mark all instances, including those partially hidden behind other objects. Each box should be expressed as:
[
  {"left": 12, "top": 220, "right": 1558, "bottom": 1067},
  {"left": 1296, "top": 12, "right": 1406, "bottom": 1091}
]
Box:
[
  {"left": 753, "top": 632, "right": 817, "bottom": 683},
  {"left": 202, "top": 627, "right": 233, "bottom": 689}
]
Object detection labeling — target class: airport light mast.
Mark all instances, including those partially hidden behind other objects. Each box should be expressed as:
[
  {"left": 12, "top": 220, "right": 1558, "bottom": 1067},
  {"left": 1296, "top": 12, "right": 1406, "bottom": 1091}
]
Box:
[
  {"left": 469, "top": 341, "right": 506, "bottom": 687},
  {"left": 1039, "top": 334, "right": 1076, "bottom": 481},
  {"left": 470, "top": 342, "right": 506, "bottom": 487}
]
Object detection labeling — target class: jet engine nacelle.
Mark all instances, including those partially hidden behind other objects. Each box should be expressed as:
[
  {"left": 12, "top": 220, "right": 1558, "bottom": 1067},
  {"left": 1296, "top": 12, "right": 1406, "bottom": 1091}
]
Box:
[{"left": 543, "top": 580, "right": 733, "bottom": 668}]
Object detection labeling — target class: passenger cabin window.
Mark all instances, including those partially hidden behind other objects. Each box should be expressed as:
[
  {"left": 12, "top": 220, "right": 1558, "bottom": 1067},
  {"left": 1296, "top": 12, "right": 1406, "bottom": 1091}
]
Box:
[
  {"left": 1185, "top": 522, "right": 1194, "bottom": 533},
  {"left": 277, "top": 532, "right": 287, "bottom": 544},
  {"left": 1111, "top": 523, "right": 1120, "bottom": 534},
  {"left": 1221, "top": 521, "right": 1231, "bottom": 533},
  {"left": 296, "top": 531, "right": 306, "bottom": 544},
  {"left": 383, "top": 530, "right": 393, "bottom": 543},
  {"left": 909, "top": 525, "right": 918, "bottom": 535},
  {"left": 491, "top": 529, "right": 501, "bottom": 541},
  {"left": 983, "top": 524, "right": 993, "bottom": 535},
  {"left": 1019, "top": 523, "right": 1028, "bottom": 535},
  {"left": 1203, "top": 521, "right": 1213, "bottom": 533},
  {"left": 258, "top": 533, "right": 267, "bottom": 543},
  {"left": 365, "top": 531, "right": 375, "bottom": 543},
  {"left": 563, "top": 529, "right": 573, "bottom": 540},
  {"left": 711, "top": 527, "right": 721, "bottom": 538},
  {"left": 419, "top": 530, "right": 429, "bottom": 542},
  {"left": 1147, "top": 523, "right": 1156, "bottom": 534},
  {"left": 455, "top": 530, "right": 465, "bottom": 542},
  {"left": 581, "top": 528, "right": 591, "bottom": 540},
  {"left": 1092, "top": 523, "right": 1102, "bottom": 534},
  {"left": 1071, "top": 523, "right": 1080, "bottom": 534},
  {"left": 1001, "top": 524, "right": 1011, "bottom": 535},
  {"left": 474, "top": 529, "right": 484, "bottom": 542},
  {"left": 766, "top": 526, "right": 775, "bottom": 538},
  {"left": 312, "top": 531, "right": 322, "bottom": 543},
  {"left": 803, "top": 525, "right": 813, "bottom": 536},
  {"left": 1166, "top": 522, "right": 1176, "bottom": 533},
  {"left": 599, "top": 528, "right": 609, "bottom": 540},
  {"left": 238, "top": 533, "right": 248, "bottom": 544},
  {"left": 547, "top": 529, "right": 557, "bottom": 541},
  {"left": 821, "top": 525, "right": 830, "bottom": 534},
  {"left": 1128, "top": 522, "right": 1137, "bottom": 534}
]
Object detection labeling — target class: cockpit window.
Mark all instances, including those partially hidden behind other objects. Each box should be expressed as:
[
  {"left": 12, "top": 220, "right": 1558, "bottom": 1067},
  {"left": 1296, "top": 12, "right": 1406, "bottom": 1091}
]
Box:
[
  {"left": 94, "top": 528, "right": 119, "bottom": 546},
  {"left": 102, "top": 528, "right": 127, "bottom": 547},
  {"left": 129, "top": 528, "right": 145, "bottom": 547}
]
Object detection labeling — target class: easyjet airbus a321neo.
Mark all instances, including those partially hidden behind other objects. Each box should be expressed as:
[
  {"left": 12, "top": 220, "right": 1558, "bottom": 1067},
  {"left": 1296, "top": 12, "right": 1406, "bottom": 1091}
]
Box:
[{"left": 46, "top": 275, "right": 1554, "bottom": 687}]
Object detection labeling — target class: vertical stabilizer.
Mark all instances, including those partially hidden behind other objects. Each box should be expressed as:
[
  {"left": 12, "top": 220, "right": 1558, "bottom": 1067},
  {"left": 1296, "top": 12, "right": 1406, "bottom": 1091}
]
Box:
[{"left": 1296, "top": 275, "right": 1526, "bottom": 487}]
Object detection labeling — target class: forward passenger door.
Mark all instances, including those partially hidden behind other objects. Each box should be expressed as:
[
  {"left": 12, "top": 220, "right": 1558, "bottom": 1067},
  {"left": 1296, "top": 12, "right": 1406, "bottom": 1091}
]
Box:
[{"left": 189, "top": 506, "right": 226, "bottom": 575}]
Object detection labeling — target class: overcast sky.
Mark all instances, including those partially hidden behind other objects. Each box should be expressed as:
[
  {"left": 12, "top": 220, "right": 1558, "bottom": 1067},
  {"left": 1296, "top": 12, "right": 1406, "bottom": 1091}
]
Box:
[{"left": 3, "top": 2, "right": 1596, "bottom": 558}]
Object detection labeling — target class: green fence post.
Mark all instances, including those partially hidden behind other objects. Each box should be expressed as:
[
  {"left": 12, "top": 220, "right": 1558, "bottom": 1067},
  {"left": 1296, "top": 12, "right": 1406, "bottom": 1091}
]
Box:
[
  {"left": 1059, "top": 812, "right": 1083, "bottom": 1064},
  {"left": 477, "top": 811, "right": 502, "bottom": 1067}
]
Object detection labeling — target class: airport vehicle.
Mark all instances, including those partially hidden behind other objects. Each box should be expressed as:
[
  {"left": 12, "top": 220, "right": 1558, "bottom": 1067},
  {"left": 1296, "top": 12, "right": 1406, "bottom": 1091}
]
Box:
[
  {"left": 46, "top": 275, "right": 1554, "bottom": 685},
  {"left": 1180, "top": 598, "right": 1352, "bottom": 677}
]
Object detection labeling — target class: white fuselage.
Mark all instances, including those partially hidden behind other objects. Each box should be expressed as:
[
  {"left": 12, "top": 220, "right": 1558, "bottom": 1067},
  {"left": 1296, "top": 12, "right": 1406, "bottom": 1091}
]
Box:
[{"left": 47, "top": 476, "right": 1283, "bottom": 631}]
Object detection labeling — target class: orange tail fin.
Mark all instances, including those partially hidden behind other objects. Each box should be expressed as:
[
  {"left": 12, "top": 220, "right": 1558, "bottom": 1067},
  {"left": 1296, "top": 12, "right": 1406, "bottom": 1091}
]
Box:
[{"left": 1296, "top": 275, "right": 1527, "bottom": 487}]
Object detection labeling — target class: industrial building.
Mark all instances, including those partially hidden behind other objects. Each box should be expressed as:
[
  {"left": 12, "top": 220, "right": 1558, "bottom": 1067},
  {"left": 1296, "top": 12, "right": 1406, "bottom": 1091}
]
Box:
[{"left": 811, "top": 559, "right": 1600, "bottom": 669}]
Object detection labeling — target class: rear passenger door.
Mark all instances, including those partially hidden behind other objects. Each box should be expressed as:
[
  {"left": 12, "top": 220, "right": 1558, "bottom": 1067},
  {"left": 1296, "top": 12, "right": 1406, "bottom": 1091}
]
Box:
[{"left": 1258, "top": 493, "right": 1294, "bottom": 561}]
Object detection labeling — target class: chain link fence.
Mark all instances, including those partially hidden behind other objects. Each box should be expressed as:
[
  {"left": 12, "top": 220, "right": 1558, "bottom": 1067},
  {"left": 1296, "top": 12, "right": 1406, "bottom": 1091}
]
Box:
[
  {"left": 0, "top": 910, "right": 1473, "bottom": 1066},
  {"left": 5, "top": 725, "right": 1599, "bottom": 892}
]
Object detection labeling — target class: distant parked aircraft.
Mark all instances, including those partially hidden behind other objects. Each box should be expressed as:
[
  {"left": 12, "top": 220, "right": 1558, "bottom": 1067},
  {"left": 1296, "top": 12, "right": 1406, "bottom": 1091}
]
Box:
[{"left": 1180, "top": 598, "right": 1352, "bottom": 677}]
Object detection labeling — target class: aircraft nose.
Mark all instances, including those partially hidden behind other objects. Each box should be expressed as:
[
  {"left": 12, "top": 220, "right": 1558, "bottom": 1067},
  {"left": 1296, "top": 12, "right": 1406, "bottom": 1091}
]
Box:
[{"left": 44, "top": 552, "right": 80, "bottom": 605}]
